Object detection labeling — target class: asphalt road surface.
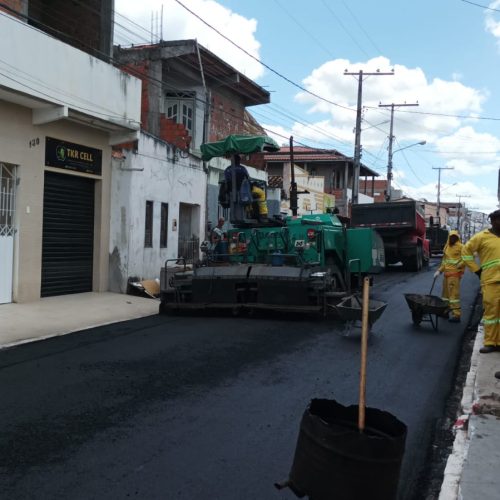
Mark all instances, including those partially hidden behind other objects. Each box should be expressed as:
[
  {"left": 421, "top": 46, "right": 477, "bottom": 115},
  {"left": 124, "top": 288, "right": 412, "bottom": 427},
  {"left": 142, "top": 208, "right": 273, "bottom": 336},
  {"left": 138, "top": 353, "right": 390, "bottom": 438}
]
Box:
[{"left": 0, "top": 259, "right": 480, "bottom": 500}]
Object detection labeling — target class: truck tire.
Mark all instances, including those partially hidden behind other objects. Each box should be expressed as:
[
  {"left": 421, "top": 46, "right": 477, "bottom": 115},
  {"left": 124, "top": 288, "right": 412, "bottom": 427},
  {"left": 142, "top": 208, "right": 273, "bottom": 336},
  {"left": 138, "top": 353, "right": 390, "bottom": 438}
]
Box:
[
  {"left": 404, "top": 247, "right": 421, "bottom": 272},
  {"left": 417, "top": 245, "right": 423, "bottom": 271}
]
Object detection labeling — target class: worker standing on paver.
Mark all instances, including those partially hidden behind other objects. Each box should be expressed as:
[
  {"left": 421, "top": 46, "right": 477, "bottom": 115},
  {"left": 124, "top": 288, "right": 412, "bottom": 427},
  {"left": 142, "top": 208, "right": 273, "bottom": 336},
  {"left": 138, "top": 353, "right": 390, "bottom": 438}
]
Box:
[
  {"left": 210, "top": 217, "right": 226, "bottom": 261},
  {"left": 434, "top": 230, "right": 465, "bottom": 322},
  {"left": 462, "top": 209, "right": 500, "bottom": 354}
]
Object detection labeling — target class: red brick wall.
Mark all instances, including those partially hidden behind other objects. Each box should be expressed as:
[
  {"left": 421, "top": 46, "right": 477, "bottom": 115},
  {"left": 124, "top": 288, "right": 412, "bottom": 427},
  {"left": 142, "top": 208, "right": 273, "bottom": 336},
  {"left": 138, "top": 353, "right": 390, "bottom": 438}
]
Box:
[
  {"left": 120, "top": 59, "right": 192, "bottom": 149},
  {"left": 209, "top": 90, "right": 245, "bottom": 142},
  {"left": 159, "top": 116, "right": 191, "bottom": 150},
  {"left": 360, "top": 179, "right": 387, "bottom": 203},
  {"left": 243, "top": 152, "right": 266, "bottom": 170},
  {"left": 0, "top": 0, "right": 24, "bottom": 17}
]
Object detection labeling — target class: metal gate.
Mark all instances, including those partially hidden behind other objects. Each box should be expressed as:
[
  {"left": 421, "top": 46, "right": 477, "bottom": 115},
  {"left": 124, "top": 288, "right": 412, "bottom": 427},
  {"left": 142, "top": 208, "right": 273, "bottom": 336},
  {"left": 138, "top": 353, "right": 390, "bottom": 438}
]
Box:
[
  {"left": 0, "top": 163, "right": 16, "bottom": 304},
  {"left": 178, "top": 203, "right": 200, "bottom": 264},
  {"left": 177, "top": 237, "right": 200, "bottom": 264},
  {"left": 41, "top": 172, "right": 95, "bottom": 297}
]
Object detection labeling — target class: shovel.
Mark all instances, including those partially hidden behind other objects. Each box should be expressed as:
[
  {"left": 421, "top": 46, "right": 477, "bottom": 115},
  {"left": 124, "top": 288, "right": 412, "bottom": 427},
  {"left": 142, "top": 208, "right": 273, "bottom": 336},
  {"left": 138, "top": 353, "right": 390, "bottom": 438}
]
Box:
[
  {"left": 358, "top": 276, "right": 370, "bottom": 432},
  {"left": 278, "top": 275, "right": 407, "bottom": 500},
  {"left": 429, "top": 274, "right": 438, "bottom": 295}
]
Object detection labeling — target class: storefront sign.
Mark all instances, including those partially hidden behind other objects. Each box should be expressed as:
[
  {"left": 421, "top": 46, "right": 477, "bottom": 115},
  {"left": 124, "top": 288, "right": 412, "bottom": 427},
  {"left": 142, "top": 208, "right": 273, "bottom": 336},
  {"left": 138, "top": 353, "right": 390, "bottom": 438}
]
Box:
[{"left": 45, "top": 137, "right": 102, "bottom": 175}]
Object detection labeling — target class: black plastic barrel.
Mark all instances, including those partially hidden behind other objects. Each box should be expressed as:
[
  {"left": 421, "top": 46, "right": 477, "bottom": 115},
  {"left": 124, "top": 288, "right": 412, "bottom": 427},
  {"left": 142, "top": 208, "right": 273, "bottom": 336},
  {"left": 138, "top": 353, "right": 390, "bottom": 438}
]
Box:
[{"left": 287, "top": 399, "right": 407, "bottom": 500}]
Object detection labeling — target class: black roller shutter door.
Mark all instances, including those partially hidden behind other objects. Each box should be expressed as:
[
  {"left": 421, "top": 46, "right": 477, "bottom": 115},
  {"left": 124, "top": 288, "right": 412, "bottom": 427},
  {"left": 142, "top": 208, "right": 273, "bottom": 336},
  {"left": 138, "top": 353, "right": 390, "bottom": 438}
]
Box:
[{"left": 41, "top": 172, "right": 95, "bottom": 297}]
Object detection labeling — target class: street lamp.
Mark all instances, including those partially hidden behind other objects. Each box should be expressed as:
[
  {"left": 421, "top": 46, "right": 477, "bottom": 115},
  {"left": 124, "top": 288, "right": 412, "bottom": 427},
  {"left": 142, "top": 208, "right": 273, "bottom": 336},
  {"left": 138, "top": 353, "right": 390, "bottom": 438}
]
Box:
[
  {"left": 386, "top": 141, "right": 426, "bottom": 201},
  {"left": 441, "top": 182, "right": 458, "bottom": 193},
  {"left": 393, "top": 140, "right": 427, "bottom": 155}
]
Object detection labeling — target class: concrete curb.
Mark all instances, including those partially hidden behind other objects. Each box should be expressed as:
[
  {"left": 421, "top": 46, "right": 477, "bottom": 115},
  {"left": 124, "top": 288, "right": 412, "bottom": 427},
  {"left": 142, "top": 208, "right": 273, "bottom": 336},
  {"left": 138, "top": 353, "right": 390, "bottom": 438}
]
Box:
[
  {"left": 0, "top": 293, "right": 160, "bottom": 350},
  {"left": 438, "top": 325, "right": 483, "bottom": 500},
  {"left": 0, "top": 310, "right": 158, "bottom": 351}
]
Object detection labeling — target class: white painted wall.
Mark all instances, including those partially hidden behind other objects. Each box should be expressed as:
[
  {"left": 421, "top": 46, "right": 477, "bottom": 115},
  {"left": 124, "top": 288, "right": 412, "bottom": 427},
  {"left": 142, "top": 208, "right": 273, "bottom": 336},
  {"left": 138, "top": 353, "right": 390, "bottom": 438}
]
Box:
[
  {"left": 0, "top": 14, "right": 141, "bottom": 130},
  {"left": 207, "top": 157, "right": 266, "bottom": 183},
  {"left": 110, "top": 133, "right": 207, "bottom": 292},
  {"left": 345, "top": 189, "right": 374, "bottom": 205}
]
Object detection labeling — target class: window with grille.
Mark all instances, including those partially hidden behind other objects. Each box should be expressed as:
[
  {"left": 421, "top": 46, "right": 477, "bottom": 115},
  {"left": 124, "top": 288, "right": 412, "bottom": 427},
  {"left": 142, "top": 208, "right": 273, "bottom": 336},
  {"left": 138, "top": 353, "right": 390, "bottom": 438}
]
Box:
[
  {"left": 160, "top": 203, "right": 168, "bottom": 248},
  {"left": 144, "top": 200, "right": 153, "bottom": 248}
]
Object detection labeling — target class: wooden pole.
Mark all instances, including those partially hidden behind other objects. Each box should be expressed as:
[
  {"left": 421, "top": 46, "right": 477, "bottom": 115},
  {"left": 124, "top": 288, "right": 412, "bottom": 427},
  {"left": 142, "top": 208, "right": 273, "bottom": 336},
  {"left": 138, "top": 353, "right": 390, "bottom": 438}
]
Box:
[{"left": 358, "top": 276, "right": 370, "bottom": 432}]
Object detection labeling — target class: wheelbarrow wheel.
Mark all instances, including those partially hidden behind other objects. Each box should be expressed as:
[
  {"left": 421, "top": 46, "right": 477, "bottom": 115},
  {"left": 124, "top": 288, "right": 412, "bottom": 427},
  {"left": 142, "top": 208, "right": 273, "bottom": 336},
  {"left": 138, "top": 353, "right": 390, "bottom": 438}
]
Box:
[{"left": 412, "top": 310, "right": 423, "bottom": 325}]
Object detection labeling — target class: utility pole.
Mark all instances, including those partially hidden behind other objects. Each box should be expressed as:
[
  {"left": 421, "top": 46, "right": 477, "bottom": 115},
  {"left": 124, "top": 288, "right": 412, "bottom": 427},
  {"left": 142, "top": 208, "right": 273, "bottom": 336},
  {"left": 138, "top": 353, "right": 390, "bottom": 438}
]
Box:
[
  {"left": 456, "top": 194, "right": 471, "bottom": 233},
  {"left": 432, "top": 166, "right": 454, "bottom": 222},
  {"left": 379, "top": 102, "right": 419, "bottom": 201},
  {"left": 289, "top": 136, "right": 298, "bottom": 217},
  {"left": 344, "top": 69, "right": 393, "bottom": 206}
]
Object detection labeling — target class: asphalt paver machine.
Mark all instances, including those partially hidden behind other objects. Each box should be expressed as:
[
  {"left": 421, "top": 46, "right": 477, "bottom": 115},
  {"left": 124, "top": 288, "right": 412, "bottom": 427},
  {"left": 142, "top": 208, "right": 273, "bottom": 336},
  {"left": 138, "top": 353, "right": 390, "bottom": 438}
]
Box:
[{"left": 160, "top": 135, "right": 385, "bottom": 317}]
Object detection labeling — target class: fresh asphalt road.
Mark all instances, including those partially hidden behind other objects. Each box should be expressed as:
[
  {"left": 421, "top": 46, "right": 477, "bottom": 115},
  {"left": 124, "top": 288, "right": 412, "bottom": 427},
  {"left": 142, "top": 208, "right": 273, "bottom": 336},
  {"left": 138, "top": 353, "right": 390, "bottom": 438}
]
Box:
[{"left": 0, "top": 259, "right": 479, "bottom": 500}]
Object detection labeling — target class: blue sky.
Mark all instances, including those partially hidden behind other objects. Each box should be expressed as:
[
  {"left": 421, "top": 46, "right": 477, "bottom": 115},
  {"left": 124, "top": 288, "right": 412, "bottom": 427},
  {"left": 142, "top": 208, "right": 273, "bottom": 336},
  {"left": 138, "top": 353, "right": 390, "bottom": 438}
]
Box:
[{"left": 116, "top": 0, "right": 500, "bottom": 212}]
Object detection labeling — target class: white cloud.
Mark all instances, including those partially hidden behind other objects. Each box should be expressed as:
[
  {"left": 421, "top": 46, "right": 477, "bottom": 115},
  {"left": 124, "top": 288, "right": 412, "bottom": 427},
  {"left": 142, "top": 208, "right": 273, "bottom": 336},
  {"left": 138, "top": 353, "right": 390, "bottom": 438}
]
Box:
[
  {"left": 115, "top": 0, "right": 263, "bottom": 79},
  {"left": 261, "top": 124, "right": 291, "bottom": 147},
  {"left": 262, "top": 121, "right": 355, "bottom": 153},
  {"left": 434, "top": 126, "right": 500, "bottom": 175},
  {"left": 398, "top": 180, "right": 498, "bottom": 213},
  {"left": 485, "top": 1, "right": 500, "bottom": 43},
  {"left": 294, "top": 56, "right": 486, "bottom": 149}
]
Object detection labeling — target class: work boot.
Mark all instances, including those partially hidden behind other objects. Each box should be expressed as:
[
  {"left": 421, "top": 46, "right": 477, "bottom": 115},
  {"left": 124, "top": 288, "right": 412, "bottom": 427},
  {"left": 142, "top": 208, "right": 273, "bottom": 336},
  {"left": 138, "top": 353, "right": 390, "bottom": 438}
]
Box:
[
  {"left": 495, "top": 371, "right": 500, "bottom": 380},
  {"left": 480, "top": 345, "right": 497, "bottom": 354},
  {"left": 449, "top": 316, "right": 460, "bottom": 323}
]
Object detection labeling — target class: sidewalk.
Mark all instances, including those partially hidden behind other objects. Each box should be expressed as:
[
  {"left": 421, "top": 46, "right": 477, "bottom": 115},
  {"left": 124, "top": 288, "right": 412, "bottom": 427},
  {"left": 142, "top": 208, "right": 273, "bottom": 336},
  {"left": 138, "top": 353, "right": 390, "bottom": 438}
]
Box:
[
  {"left": 0, "top": 292, "right": 159, "bottom": 349},
  {"left": 439, "top": 324, "right": 500, "bottom": 499}
]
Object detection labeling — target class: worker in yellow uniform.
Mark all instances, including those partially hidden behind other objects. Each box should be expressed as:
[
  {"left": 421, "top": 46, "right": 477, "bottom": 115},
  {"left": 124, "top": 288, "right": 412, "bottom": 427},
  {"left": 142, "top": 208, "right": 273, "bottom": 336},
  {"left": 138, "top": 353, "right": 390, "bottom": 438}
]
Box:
[
  {"left": 251, "top": 183, "right": 268, "bottom": 222},
  {"left": 462, "top": 209, "right": 500, "bottom": 355},
  {"left": 433, "top": 230, "right": 464, "bottom": 322}
]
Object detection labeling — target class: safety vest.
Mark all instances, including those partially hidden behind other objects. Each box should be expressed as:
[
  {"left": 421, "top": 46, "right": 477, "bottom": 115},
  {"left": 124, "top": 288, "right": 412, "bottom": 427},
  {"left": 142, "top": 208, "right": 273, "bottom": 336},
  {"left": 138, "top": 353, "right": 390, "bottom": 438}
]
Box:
[{"left": 462, "top": 229, "right": 500, "bottom": 285}]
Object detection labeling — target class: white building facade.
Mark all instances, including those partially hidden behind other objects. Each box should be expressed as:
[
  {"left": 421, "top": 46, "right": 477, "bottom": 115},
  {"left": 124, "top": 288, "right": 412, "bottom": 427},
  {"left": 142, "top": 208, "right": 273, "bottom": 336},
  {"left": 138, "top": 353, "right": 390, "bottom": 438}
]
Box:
[
  {"left": 0, "top": 8, "right": 141, "bottom": 303},
  {"left": 109, "top": 133, "right": 207, "bottom": 293}
]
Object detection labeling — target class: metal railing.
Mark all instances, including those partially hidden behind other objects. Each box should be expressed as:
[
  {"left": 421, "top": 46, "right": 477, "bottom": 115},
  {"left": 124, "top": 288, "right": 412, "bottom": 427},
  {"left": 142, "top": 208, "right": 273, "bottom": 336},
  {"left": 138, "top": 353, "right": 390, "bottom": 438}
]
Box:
[{"left": 0, "top": 163, "right": 16, "bottom": 237}]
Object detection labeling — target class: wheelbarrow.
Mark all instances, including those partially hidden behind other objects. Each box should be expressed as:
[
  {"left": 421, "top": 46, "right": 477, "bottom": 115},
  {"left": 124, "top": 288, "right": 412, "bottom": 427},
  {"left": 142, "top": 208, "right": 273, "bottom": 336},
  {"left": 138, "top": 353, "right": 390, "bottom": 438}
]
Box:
[
  {"left": 334, "top": 294, "right": 388, "bottom": 336},
  {"left": 404, "top": 276, "right": 449, "bottom": 331}
]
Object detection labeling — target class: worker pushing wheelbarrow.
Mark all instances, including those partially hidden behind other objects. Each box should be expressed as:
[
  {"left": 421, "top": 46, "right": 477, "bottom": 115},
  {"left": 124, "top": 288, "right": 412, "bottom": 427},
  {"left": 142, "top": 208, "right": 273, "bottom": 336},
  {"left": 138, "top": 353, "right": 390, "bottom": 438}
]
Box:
[{"left": 405, "top": 230, "right": 464, "bottom": 331}]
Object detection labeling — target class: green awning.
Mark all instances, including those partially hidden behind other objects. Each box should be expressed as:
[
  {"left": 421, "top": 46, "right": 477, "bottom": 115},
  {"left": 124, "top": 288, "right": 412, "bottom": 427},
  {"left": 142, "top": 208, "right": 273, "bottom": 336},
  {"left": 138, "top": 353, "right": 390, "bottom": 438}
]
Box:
[{"left": 200, "top": 134, "right": 280, "bottom": 161}]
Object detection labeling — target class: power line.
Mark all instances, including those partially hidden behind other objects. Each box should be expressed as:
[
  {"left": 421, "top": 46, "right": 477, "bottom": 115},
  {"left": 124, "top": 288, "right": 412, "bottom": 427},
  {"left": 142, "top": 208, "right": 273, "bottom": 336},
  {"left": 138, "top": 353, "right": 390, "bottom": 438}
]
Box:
[
  {"left": 366, "top": 104, "right": 500, "bottom": 122},
  {"left": 319, "top": 0, "right": 371, "bottom": 58},
  {"left": 378, "top": 102, "right": 420, "bottom": 200},
  {"left": 345, "top": 69, "right": 394, "bottom": 203},
  {"left": 341, "top": 1, "right": 383, "bottom": 55},
  {"left": 460, "top": 0, "right": 500, "bottom": 13},
  {"left": 5, "top": 0, "right": 492, "bottom": 185},
  {"left": 272, "top": 0, "right": 336, "bottom": 58},
  {"left": 0, "top": 8, "right": 282, "bottom": 140},
  {"left": 173, "top": 0, "right": 356, "bottom": 113},
  {"left": 394, "top": 139, "right": 426, "bottom": 185}
]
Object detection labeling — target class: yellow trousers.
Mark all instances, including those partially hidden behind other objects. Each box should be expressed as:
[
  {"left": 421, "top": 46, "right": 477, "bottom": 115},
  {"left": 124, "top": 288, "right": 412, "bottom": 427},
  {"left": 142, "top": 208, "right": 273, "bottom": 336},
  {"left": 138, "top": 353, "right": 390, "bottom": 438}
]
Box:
[
  {"left": 442, "top": 275, "right": 461, "bottom": 318},
  {"left": 482, "top": 282, "right": 500, "bottom": 347}
]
